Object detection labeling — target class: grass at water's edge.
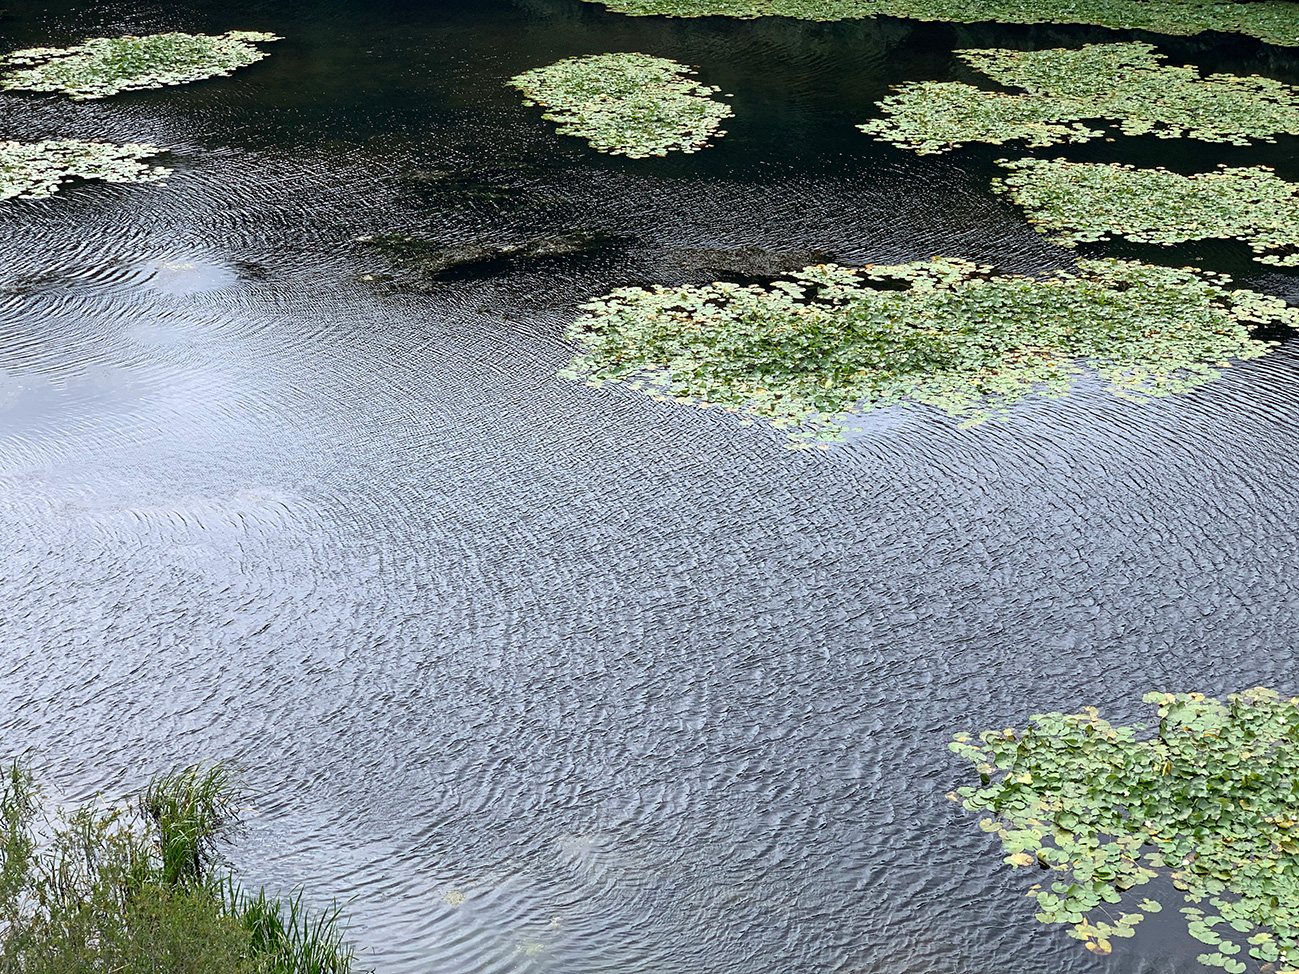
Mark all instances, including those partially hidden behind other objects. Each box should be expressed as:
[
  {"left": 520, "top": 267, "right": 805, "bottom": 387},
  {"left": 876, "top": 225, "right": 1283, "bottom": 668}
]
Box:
[{"left": 0, "top": 761, "right": 355, "bottom": 974}]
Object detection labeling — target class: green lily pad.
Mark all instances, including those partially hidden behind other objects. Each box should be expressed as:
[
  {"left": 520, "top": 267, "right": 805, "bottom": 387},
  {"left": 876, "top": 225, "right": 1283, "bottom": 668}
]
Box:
[
  {"left": 861, "top": 42, "right": 1299, "bottom": 154},
  {"left": 2, "top": 30, "right": 280, "bottom": 100},
  {"left": 951, "top": 688, "right": 1299, "bottom": 971},
  {"left": 1, "top": 139, "right": 170, "bottom": 200},
  {"left": 563, "top": 258, "right": 1298, "bottom": 443},
  {"left": 509, "top": 53, "right": 732, "bottom": 158},
  {"left": 994, "top": 159, "right": 1299, "bottom": 267},
  {"left": 574, "top": 0, "right": 1299, "bottom": 47}
]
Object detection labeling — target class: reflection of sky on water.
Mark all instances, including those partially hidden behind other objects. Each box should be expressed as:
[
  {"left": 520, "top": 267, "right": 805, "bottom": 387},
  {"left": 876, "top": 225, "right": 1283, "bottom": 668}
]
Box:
[{"left": 141, "top": 256, "right": 238, "bottom": 295}]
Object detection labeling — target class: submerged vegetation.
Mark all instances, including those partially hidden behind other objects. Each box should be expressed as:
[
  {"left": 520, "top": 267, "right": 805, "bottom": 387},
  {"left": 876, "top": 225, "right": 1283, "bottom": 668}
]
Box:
[
  {"left": 0, "top": 139, "right": 170, "bottom": 200},
  {"left": 509, "top": 53, "right": 732, "bottom": 157},
  {"left": 994, "top": 159, "right": 1299, "bottom": 267},
  {"left": 949, "top": 688, "right": 1299, "bottom": 973},
  {"left": 0, "top": 761, "right": 354, "bottom": 973},
  {"left": 563, "top": 258, "right": 1297, "bottom": 442},
  {"left": 1, "top": 31, "right": 280, "bottom": 100},
  {"left": 861, "top": 42, "right": 1299, "bottom": 154},
  {"left": 575, "top": 0, "right": 1299, "bottom": 46}
]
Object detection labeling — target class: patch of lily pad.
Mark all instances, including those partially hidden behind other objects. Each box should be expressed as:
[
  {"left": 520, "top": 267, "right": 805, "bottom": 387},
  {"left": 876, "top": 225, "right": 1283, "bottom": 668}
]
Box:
[
  {"left": 860, "top": 42, "right": 1299, "bottom": 154},
  {"left": 1, "top": 139, "right": 170, "bottom": 200},
  {"left": 509, "top": 53, "right": 732, "bottom": 158},
  {"left": 949, "top": 688, "right": 1299, "bottom": 972},
  {"left": 563, "top": 257, "right": 1298, "bottom": 443},
  {"left": 575, "top": 0, "right": 1299, "bottom": 46},
  {"left": 1, "top": 30, "right": 280, "bottom": 100},
  {"left": 994, "top": 158, "right": 1299, "bottom": 267}
]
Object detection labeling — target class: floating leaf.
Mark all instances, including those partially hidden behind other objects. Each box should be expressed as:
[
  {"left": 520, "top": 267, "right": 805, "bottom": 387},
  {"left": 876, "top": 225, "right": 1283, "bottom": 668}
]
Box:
[
  {"left": 574, "top": 0, "right": 1299, "bottom": 47},
  {"left": 993, "top": 159, "right": 1299, "bottom": 267},
  {"left": 951, "top": 688, "right": 1299, "bottom": 971},
  {"left": 1191, "top": 921, "right": 1224, "bottom": 944},
  {"left": 0, "top": 139, "right": 170, "bottom": 200},
  {"left": 1, "top": 31, "right": 279, "bottom": 100},
  {"left": 861, "top": 42, "right": 1299, "bottom": 154},
  {"left": 564, "top": 258, "right": 1298, "bottom": 442},
  {"left": 509, "top": 53, "right": 732, "bottom": 158}
]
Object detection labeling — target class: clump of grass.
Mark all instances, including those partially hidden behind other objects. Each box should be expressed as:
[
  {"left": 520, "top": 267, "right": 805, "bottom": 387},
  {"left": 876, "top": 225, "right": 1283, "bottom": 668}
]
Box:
[
  {"left": 225, "top": 884, "right": 354, "bottom": 974},
  {"left": 1, "top": 30, "right": 280, "bottom": 100},
  {"left": 141, "top": 763, "right": 241, "bottom": 888},
  {"left": 1, "top": 139, "right": 170, "bottom": 200},
  {"left": 994, "top": 158, "right": 1299, "bottom": 266},
  {"left": 950, "top": 687, "right": 1299, "bottom": 972},
  {"left": 573, "top": 0, "right": 1299, "bottom": 47},
  {"left": 861, "top": 42, "right": 1299, "bottom": 154},
  {"left": 510, "top": 52, "right": 732, "bottom": 158},
  {"left": 0, "top": 760, "right": 356, "bottom": 974},
  {"left": 0, "top": 762, "right": 37, "bottom": 915},
  {"left": 564, "top": 258, "right": 1299, "bottom": 443}
]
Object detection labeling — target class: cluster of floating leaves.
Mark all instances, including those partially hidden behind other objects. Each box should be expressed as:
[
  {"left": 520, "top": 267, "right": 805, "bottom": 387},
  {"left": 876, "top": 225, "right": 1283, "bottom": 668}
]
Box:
[
  {"left": 563, "top": 258, "right": 1297, "bottom": 443},
  {"left": 575, "top": 0, "right": 1299, "bottom": 46},
  {"left": 1, "top": 30, "right": 280, "bottom": 100},
  {"left": 0, "top": 139, "right": 169, "bottom": 200},
  {"left": 949, "top": 688, "right": 1299, "bottom": 973},
  {"left": 509, "top": 53, "right": 732, "bottom": 158},
  {"left": 860, "top": 42, "right": 1299, "bottom": 154},
  {"left": 994, "top": 158, "right": 1299, "bottom": 267}
]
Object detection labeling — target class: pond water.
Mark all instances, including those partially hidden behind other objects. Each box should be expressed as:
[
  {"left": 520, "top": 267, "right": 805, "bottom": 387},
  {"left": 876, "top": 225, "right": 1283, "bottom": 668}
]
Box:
[{"left": 2, "top": 1, "right": 1299, "bottom": 972}]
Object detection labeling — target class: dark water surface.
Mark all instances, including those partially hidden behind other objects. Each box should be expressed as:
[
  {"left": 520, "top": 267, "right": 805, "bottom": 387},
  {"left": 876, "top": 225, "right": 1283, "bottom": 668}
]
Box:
[{"left": 2, "top": 2, "right": 1299, "bottom": 972}]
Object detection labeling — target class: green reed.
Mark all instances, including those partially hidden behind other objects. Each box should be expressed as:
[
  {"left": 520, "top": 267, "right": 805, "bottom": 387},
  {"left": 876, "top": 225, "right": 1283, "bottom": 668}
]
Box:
[{"left": 0, "top": 760, "right": 356, "bottom": 974}]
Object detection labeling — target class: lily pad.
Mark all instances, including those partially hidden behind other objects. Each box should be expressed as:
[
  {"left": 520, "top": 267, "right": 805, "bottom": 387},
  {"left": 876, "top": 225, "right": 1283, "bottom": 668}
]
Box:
[
  {"left": 1, "top": 30, "right": 280, "bottom": 100},
  {"left": 861, "top": 42, "right": 1299, "bottom": 154},
  {"left": 509, "top": 53, "right": 732, "bottom": 158},
  {"left": 994, "top": 158, "right": 1299, "bottom": 266},
  {"left": 950, "top": 688, "right": 1299, "bottom": 971},
  {"left": 574, "top": 0, "right": 1299, "bottom": 47},
  {"left": 563, "top": 258, "right": 1298, "bottom": 443},
  {"left": 0, "top": 139, "right": 170, "bottom": 200}
]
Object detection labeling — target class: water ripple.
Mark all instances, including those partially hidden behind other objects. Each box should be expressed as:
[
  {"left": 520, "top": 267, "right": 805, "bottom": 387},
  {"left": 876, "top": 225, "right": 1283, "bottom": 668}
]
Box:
[{"left": 2, "top": 3, "right": 1299, "bottom": 974}]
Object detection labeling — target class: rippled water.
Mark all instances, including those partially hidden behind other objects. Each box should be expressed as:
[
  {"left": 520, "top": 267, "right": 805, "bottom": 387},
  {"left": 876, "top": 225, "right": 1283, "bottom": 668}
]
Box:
[{"left": 3, "top": 2, "right": 1299, "bottom": 972}]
